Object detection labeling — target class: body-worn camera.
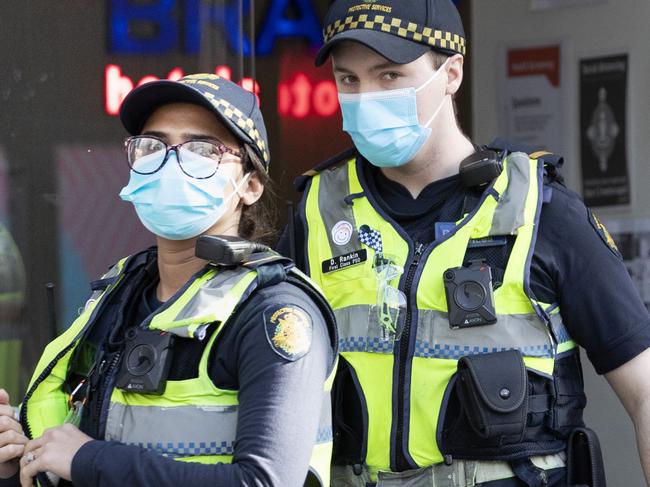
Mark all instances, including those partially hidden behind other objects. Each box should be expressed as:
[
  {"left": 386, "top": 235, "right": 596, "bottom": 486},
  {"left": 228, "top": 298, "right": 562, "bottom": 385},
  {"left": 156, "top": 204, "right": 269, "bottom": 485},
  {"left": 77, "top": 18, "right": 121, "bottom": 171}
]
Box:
[
  {"left": 444, "top": 260, "right": 497, "bottom": 329},
  {"left": 115, "top": 327, "right": 174, "bottom": 395},
  {"left": 195, "top": 235, "right": 269, "bottom": 266},
  {"left": 459, "top": 149, "right": 503, "bottom": 188}
]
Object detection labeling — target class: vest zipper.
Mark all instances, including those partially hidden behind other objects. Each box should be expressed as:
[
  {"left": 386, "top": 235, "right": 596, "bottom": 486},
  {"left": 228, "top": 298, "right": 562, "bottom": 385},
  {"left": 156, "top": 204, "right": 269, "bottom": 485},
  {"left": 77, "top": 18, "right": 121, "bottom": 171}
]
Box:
[
  {"left": 19, "top": 341, "right": 74, "bottom": 487},
  {"left": 18, "top": 274, "right": 127, "bottom": 487},
  {"left": 19, "top": 273, "right": 128, "bottom": 442},
  {"left": 90, "top": 352, "right": 121, "bottom": 439},
  {"left": 394, "top": 241, "right": 424, "bottom": 471}
]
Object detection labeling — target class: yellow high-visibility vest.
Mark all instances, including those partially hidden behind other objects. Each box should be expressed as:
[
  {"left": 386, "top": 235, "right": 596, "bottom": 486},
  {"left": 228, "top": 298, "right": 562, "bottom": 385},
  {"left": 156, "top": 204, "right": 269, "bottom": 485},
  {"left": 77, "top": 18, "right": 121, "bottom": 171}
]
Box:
[
  {"left": 22, "top": 252, "right": 335, "bottom": 486},
  {"left": 301, "top": 152, "right": 582, "bottom": 478}
]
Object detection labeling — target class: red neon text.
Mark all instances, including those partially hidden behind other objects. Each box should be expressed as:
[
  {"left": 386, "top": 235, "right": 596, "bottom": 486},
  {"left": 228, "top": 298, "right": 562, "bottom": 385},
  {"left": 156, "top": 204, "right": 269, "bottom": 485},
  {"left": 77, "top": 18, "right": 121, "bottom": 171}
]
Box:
[
  {"left": 277, "top": 74, "right": 339, "bottom": 118},
  {"left": 105, "top": 64, "right": 261, "bottom": 116}
]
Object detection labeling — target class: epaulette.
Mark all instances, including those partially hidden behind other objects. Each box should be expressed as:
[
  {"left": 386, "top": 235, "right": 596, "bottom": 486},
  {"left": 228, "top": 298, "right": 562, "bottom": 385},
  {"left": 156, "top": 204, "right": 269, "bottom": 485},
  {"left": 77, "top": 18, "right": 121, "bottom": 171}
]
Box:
[
  {"left": 243, "top": 251, "right": 294, "bottom": 289},
  {"left": 293, "top": 147, "right": 357, "bottom": 192},
  {"left": 486, "top": 137, "right": 564, "bottom": 168},
  {"left": 486, "top": 137, "right": 565, "bottom": 183},
  {"left": 243, "top": 251, "right": 293, "bottom": 270}
]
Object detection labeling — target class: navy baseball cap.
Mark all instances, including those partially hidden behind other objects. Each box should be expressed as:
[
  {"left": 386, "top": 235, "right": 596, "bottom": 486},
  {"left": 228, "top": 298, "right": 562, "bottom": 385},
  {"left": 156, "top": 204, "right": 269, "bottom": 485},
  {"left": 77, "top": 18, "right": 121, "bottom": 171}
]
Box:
[
  {"left": 120, "top": 74, "right": 270, "bottom": 169},
  {"left": 315, "top": 0, "right": 466, "bottom": 67}
]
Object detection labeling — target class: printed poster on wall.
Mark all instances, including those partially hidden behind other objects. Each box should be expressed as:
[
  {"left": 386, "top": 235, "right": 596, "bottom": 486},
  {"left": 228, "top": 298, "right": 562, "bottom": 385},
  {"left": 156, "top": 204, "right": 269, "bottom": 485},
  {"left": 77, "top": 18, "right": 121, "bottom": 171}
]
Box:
[
  {"left": 579, "top": 54, "right": 629, "bottom": 207},
  {"left": 503, "top": 44, "right": 563, "bottom": 155}
]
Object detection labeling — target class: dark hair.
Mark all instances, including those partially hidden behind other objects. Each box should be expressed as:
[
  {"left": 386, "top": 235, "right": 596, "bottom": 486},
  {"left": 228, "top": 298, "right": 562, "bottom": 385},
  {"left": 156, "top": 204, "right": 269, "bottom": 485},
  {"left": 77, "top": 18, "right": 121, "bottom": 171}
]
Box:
[
  {"left": 237, "top": 145, "right": 278, "bottom": 246},
  {"left": 429, "top": 50, "right": 450, "bottom": 69}
]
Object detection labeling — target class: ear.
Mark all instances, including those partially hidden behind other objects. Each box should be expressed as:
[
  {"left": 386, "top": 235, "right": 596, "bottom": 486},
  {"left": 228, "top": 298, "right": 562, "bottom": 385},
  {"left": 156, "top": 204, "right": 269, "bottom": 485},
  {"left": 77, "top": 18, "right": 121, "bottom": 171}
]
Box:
[
  {"left": 240, "top": 171, "right": 264, "bottom": 206},
  {"left": 445, "top": 54, "right": 465, "bottom": 96}
]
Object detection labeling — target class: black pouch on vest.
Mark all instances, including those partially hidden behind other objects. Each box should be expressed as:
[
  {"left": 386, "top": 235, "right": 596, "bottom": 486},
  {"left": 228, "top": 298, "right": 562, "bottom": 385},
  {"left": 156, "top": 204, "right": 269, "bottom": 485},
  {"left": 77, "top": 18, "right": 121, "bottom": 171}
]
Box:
[
  {"left": 567, "top": 427, "right": 606, "bottom": 487},
  {"left": 457, "top": 350, "right": 528, "bottom": 441}
]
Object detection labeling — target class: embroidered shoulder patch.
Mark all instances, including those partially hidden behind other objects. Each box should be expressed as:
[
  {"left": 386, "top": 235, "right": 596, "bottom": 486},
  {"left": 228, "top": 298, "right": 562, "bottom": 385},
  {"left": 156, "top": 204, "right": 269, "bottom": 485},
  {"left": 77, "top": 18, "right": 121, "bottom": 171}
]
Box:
[
  {"left": 589, "top": 210, "right": 622, "bottom": 260},
  {"left": 263, "top": 305, "right": 313, "bottom": 361}
]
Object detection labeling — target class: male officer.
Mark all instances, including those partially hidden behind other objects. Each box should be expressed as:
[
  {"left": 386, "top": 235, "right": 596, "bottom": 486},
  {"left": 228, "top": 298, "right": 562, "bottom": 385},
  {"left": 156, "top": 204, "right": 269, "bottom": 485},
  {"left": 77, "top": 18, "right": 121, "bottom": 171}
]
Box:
[{"left": 278, "top": 0, "right": 650, "bottom": 485}]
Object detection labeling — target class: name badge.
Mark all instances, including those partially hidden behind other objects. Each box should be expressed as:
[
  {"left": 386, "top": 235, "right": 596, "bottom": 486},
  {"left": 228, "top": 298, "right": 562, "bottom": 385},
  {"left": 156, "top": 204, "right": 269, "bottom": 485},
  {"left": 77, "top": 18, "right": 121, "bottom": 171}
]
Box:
[
  {"left": 468, "top": 236, "right": 507, "bottom": 248},
  {"left": 322, "top": 249, "right": 368, "bottom": 274}
]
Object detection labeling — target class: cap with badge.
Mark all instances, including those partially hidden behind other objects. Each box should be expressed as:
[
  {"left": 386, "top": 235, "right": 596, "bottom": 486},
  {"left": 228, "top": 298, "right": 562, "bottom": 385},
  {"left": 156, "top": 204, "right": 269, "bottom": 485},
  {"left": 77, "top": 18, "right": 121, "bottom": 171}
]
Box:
[
  {"left": 120, "top": 74, "right": 270, "bottom": 169},
  {"left": 315, "top": 0, "right": 466, "bottom": 67}
]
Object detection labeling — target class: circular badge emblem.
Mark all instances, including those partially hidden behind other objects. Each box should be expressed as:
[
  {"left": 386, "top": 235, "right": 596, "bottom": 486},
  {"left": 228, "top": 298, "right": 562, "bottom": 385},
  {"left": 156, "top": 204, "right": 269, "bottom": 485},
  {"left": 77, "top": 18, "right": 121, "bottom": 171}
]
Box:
[
  {"left": 264, "top": 305, "right": 313, "bottom": 361},
  {"left": 331, "top": 220, "right": 354, "bottom": 246}
]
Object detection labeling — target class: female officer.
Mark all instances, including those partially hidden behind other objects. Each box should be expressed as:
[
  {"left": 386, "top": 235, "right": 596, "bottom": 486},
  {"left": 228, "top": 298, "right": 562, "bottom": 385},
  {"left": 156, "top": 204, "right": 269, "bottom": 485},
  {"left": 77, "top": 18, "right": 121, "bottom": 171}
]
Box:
[{"left": 0, "top": 74, "right": 336, "bottom": 487}]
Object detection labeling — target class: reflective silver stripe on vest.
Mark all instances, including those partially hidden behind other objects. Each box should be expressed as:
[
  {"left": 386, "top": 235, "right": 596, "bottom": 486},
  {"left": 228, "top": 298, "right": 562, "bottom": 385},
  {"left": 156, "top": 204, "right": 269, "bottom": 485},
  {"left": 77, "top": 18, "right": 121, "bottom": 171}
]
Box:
[
  {"left": 314, "top": 154, "right": 533, "bottom": 252},
  {"left": 177, "top": 266, "right": 252, "bottom": 320},
  {"left": 489, "top": 152, "right": 530, "bottom": 236},
  {"left": 84, "top": 263, "right": 124, "bottom": 311},
  {"left": 318, "top": 163, "right": 360, "bottom": 256},
  {"left": 414, "top": 310, "right": 553, "bottom": 359},
  {"left": 336, "top": 306, "right": 394, "bottom": 354},
  {"left": 104, "top": 403, "right": 238, "bottom": 457},
  {"left": 104, "top": 262, "right": 122, "bottom": 280},
  {"left": 336, "top": 306, "right": 554, "bottom": 359},
  {"left": 549, "top": 311, "right": 572, "bottom": 345},
  {"left": 164, "top": 267, "right": 255, "bottom": 339},
  {"left": 105, "top": 391, "right": 333, "bottom": 457}
]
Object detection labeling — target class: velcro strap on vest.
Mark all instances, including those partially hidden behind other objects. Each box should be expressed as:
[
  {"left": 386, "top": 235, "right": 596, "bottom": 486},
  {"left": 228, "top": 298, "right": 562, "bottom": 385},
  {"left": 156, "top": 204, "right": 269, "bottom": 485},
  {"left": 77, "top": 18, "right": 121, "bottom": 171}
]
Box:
[
  {"left": 241, "top": 252, "right": 294, "bottom": 289},
  {"left": 242, "top": 251, "right": 292, "bottom": 269},
  {"left": 457, "top": 350, "right": 527, "bottom": 440},
  {"left": 487, "top": 138, "right": 564, "bottom": 169},
  {"left": 90, "top": 277, "right": 117, "bottom": 292}
]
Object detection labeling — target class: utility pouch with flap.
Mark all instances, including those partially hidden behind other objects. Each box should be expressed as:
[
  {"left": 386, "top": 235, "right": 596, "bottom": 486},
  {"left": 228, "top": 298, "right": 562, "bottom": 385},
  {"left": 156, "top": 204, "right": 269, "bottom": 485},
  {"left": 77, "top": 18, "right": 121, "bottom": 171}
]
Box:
[{"left": 457, "top": 350, "right": 528, "bottom": 441}]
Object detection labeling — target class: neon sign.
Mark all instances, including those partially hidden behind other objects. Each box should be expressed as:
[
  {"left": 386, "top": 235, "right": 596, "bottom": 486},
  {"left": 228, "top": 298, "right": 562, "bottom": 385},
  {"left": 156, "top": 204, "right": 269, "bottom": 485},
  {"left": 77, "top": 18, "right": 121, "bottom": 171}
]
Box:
[
  {"left": 109, "top": 0, "right": 322, "bottom": 56},
  {"left": 104, "top": 64, "right": 261, "bottom": 116},
  {"left": 277, "top": 74, "right": 338, "bottom": 118},
  {"left": 105, "top": 64, "right": 335, "bottom": 119}
]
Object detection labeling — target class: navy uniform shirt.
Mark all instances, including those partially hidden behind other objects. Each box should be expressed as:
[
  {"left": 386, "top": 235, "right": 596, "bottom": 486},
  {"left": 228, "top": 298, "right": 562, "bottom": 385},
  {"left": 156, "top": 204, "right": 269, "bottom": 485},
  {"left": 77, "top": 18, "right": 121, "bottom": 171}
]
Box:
[
  {"left": 1, "top": 270, "right": 335, "bottom": 487},
  {"left": 277, "top": 156, "right": 650, "bottom": 375}
]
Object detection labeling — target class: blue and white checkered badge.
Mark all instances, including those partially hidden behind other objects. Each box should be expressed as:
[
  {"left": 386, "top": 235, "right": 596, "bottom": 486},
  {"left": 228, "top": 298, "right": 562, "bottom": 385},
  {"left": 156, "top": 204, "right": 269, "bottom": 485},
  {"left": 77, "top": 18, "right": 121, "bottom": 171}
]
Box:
[
  {"left": 358, "top": 225, "right": 383, "bottom": 254},
  {"left": 358, "top": 225, "right": 406, "bottom": 341}
]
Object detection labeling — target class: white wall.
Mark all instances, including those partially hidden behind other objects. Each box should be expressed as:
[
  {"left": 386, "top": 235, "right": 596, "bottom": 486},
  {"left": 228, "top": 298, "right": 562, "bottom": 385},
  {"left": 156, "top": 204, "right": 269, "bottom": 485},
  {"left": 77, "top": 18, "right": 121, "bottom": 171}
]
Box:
[{"left": 471, "top": 1, "right": 650, "bottom": 485}]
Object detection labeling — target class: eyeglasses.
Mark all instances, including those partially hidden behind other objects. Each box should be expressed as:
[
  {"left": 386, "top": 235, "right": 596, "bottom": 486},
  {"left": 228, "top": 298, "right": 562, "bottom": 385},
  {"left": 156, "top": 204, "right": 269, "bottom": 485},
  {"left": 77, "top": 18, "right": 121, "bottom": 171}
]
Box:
[{"left": 124, "top": 135, "right": 242, "bottom": 179}]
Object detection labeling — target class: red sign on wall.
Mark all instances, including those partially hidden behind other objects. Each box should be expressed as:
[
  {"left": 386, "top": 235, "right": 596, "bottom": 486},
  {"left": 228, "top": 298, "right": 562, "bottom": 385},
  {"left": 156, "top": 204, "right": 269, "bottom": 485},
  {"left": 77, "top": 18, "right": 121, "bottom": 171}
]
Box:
[
  {"left": 275, "top": 45, "right": 350, "bottom": 175},
  {"left": 104, "top": 64, "right": 260, "bottom": 115}
]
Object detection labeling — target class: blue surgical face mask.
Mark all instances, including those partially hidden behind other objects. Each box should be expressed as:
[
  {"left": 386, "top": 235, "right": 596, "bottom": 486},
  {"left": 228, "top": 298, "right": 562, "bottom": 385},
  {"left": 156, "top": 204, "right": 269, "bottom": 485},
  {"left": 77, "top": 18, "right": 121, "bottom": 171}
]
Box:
[
  {"left": 119, "top": 151, "right": 249, "bottom": 241},
  {"left": 338, "top": 59, "right": 450, "bottom": 168}
]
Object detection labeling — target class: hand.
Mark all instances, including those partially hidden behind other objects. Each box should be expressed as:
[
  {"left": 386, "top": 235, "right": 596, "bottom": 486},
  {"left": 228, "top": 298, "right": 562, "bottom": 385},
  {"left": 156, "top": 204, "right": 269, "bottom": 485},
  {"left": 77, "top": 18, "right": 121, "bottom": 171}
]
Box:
[
  {"left": 19, "top": 424, "right": 92, "bottom": 487},
  {"left": 0, "top": 388, "right": 28, "bottom": 480}
]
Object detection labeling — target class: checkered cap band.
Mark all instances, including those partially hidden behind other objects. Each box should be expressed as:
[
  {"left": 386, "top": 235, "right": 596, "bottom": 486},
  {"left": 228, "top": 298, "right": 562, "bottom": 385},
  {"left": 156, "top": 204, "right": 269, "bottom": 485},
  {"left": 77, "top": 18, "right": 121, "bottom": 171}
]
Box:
[
  {"left": 324, "top": 14, "right": 466, "bottom": 56},
  {"left": 358, "top": 225, "right": 383, "bottom": 253},
  {"left": 179, "top": 75, "right": 269, "bottom": 166},
  {"left": 200, "top": 93, "right": 270, "bottom": 165}
]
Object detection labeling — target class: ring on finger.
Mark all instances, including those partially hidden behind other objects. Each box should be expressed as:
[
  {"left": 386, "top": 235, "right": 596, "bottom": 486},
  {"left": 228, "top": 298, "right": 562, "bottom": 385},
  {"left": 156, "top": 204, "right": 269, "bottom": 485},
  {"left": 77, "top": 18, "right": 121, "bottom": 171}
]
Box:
[{"left": 23, "top": 452, "right": 35, "bottom": 464}]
